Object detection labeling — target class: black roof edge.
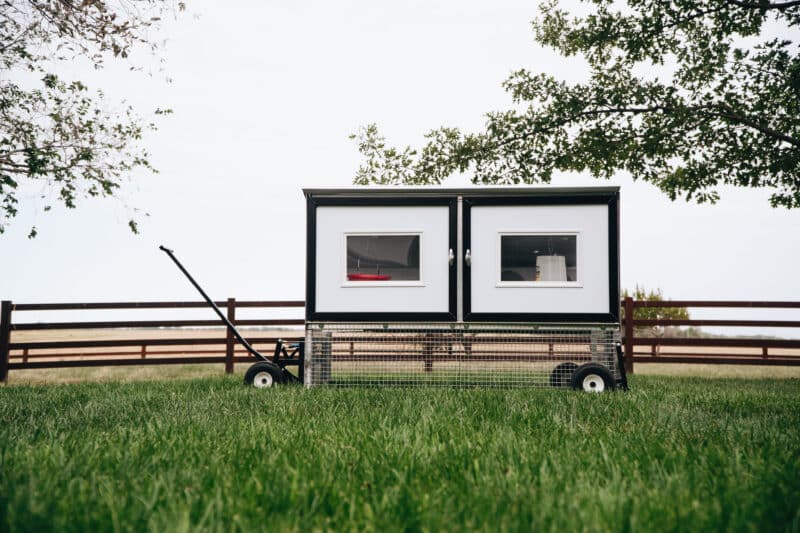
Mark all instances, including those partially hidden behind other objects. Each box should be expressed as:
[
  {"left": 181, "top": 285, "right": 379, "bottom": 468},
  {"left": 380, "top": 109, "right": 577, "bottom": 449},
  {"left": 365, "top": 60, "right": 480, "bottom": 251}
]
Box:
[{"left": 303, "top": 186, "right": 620, "bottom": 198}]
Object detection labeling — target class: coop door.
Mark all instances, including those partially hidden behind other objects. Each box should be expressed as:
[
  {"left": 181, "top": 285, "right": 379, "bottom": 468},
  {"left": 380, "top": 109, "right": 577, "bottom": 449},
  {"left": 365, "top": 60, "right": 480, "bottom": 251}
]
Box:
[
  {"left": 464, "top": 201, "right": 616, "bottom": 321},
  {"left": 309, "top": 201, "right": 457, "bottom": 320}
]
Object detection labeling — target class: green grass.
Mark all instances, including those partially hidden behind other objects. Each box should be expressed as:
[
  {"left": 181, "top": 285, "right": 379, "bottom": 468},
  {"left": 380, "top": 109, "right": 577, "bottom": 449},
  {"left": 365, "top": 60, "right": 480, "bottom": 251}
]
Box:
[{"left": 1, "top": 376, "right": 799, "bottom": 532}]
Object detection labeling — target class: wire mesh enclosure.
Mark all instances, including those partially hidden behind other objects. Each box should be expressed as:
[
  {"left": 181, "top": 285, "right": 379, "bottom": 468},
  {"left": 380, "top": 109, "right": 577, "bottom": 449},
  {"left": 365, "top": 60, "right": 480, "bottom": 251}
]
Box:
[{"left": 305, "top": 322, "right": 622, "bottom": 389}]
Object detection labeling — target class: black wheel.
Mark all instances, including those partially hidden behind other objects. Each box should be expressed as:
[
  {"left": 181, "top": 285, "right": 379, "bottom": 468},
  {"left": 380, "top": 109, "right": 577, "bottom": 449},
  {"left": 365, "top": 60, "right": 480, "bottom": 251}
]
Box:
[
  {"left": 570, "top": 362, "right": 616, "bottom": 393},
  {"left": 244, "top": 362, "right": 284, "bottom": 388},
  {"left": 550, "top": 362, "right": 578, "bottom": 388}
]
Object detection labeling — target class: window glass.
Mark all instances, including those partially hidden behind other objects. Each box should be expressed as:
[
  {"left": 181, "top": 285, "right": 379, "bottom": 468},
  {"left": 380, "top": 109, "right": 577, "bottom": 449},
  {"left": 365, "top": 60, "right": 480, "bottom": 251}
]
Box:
[
  {"left": 500, "top": 235, "right": 577, "bottom": 282},
  {"left": 346, "top": 235, "right": 420, "bottom": 281}
]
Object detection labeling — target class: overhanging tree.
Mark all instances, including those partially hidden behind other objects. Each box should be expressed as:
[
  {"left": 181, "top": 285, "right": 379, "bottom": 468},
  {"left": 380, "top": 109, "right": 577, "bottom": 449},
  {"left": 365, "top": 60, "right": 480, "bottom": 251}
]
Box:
[
  {"left": 352, "top": 0, "right": 799, "bottom": 208},
  {"left": 1, "top": 1, "right": 184, "bottom": 236}
]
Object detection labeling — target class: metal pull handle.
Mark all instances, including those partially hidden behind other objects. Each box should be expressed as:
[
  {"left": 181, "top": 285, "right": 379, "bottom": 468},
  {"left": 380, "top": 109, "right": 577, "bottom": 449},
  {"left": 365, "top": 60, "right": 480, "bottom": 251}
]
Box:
[
  {"left": 448, "top": 248, "right": 455, "bottom": 266},
  {"left": 465, "top": 249, "right": 471, "bottom": 266}
]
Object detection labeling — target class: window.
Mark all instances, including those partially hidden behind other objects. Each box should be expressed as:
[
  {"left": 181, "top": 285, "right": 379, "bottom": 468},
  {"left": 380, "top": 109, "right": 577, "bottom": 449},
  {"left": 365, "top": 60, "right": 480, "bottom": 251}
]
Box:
[
  {"left": 346, "top": 234, "right": 420, "bottom": 281},
  {"left": 500, "top": 234, "right": 578, "bottom": 284}
]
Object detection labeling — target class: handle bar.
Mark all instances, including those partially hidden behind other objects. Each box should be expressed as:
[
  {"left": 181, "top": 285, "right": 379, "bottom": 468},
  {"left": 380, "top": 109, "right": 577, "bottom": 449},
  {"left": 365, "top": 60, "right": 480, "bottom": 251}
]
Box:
[{"left": 159, "top": 245, "right": 267, "bottom": 363}]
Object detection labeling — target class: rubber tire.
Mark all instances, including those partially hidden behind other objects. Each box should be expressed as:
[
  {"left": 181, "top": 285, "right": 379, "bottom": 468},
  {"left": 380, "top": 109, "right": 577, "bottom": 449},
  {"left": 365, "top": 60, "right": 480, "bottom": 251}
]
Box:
[
  {"left": 550, "top": 362, "right": 578, "bottom": 388},
  {"left": 570, "top": 362, "right": 616, "bottom": 393},
  {"left": 244, "top": 362, "right": 284, "bottom": 388}
]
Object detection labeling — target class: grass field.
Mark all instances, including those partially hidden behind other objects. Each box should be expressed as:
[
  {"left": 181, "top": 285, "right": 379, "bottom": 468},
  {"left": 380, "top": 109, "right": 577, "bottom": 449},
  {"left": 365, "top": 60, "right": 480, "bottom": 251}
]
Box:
[{"left": 1, "top": 376, "right": 799, "bottom": 532}]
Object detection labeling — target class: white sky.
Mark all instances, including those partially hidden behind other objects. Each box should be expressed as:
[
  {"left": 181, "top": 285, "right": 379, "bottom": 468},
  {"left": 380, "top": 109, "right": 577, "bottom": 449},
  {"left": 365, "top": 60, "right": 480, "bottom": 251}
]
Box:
[{"left": 1, "top": 0, "right": 799, "bottom": 334}]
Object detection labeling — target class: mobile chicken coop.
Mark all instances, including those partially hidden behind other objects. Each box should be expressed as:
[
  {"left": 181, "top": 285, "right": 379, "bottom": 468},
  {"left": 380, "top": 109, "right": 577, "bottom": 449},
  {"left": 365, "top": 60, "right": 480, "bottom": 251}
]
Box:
[{"left": 301, "top": 186, "right": 626, "bottom": 392}]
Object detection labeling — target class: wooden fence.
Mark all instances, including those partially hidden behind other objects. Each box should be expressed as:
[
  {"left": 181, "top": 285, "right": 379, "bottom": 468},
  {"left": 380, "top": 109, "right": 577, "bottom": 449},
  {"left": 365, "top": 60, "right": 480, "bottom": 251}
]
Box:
[
  {"left": 621, "top": 297, "right": 800, "bottom": 372},
  {"left": 1, "top": 298, "right": 799, "bottom": 382},
  {"left": 0, "top": 299, "right": 305, "bottom": 382}
]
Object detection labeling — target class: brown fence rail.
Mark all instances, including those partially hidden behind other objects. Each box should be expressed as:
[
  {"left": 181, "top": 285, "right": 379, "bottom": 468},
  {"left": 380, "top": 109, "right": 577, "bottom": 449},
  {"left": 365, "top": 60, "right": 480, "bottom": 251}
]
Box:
[
  {"left": 0, "top": 299, "right": 304, "bottom": 382},
  {"left": 2, "top": 298, "right": 799, "bottom": 382},
  {"left": 621, "top": 297, "right": 800, "bottom": 373}
]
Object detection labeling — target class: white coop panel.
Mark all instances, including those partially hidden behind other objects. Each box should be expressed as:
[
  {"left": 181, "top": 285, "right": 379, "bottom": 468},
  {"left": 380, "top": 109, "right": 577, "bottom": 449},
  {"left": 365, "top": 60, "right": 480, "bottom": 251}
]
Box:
[
  {"left": 315, "top": 205, "right": 451, "bottom": 314},
  {"left": 469, "top": 204, "right": 610, "bottom": 314}
]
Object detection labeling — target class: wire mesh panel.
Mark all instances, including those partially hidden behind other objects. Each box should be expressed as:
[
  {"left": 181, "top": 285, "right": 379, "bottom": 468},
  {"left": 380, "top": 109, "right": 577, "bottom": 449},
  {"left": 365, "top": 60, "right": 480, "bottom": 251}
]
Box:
[{"left": 305, "top": 322, "right": 621, "bottom": 388}]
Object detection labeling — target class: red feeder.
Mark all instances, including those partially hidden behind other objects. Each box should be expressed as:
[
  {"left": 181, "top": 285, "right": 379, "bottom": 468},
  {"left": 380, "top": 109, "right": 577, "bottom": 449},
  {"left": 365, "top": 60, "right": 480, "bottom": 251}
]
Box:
[{"left": 348, "top": 273, "right": 392, "bottom": 281}]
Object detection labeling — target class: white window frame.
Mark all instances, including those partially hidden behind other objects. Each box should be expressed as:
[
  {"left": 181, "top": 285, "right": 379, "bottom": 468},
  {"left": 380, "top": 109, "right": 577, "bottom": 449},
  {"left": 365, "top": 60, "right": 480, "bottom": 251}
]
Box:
[
  {"left": 495, "top": 231, "right": 583, "bottom": 288},
  {"left": 341, "top": 231, "right": 426, "bottom": 287}
]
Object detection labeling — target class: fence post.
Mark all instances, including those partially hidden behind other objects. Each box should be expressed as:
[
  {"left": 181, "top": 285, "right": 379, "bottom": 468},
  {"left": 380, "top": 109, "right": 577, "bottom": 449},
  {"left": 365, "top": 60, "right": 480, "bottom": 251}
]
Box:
[
  {"left": 0, "top": 301, "right": 12, "bottom": 383},
  {"left": 623, "top": 296, "right": 634, "bottom": 374},
  {"left": 225, "top": 298, "right": 236, "bottom": 374}
]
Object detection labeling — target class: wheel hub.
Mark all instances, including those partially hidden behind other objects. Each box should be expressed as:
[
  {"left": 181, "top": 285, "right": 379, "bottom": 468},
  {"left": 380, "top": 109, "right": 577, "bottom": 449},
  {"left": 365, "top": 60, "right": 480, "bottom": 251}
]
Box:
[
  {"left": 253, "top": 371, "right": 274, "bottom": 388},
  {"left": 582, "top": 373, "right": 605, "bottom": 392}
]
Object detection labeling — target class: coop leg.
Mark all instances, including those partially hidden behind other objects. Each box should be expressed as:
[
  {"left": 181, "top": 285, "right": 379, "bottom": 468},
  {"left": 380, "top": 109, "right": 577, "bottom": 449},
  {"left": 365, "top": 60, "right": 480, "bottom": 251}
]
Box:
[
  {"left": 423, "top": 333, "right": 433, "bottom": 373},
  {"left": 590, "top": 329, "right": 613, "bottom": 367},
  {"left": 320, "top": 332, "right": 332, "bottom": 383},
  {"left": 590, "top": 329, "right": 600, "bottom": 363}
]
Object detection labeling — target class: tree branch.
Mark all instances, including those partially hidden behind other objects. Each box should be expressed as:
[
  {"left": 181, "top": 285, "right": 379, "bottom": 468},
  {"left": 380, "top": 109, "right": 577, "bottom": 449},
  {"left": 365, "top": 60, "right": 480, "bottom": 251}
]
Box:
[
  {"left": 715, "top": 104, "right": 800, "bottom": 147},
  {"left": 725, "top": 0, "right": 800, "bottom": 9},
  {"left": 501, "top": 105, "right": 799, "bottom": 149}
]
